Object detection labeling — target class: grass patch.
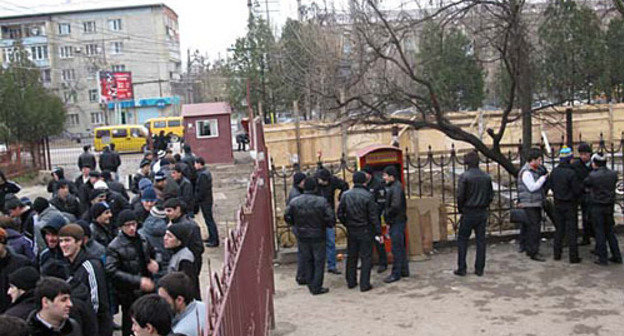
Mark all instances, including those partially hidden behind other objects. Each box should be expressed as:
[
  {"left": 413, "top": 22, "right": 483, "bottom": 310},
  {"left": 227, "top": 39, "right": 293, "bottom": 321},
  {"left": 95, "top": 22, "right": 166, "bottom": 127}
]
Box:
[{"left": 14, "top": 171, "right": 39, "bottom": 186}]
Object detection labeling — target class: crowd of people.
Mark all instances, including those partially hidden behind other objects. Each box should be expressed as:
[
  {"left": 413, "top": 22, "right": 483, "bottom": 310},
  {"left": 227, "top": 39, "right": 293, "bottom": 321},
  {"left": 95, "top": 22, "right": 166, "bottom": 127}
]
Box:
[
  {"left": 0, "top": 143, "right": 218, "bottom": 336},
  {"left": 285, "top": 142, "right": 622, "bottom": 295}
]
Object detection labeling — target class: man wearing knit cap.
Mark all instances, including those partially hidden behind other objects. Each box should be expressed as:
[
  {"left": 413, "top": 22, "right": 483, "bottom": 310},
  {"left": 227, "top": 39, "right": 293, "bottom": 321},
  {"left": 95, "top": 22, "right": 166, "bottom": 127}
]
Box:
[
  {"left": 547, "top": 147, "right": 582, "bottom": 263},
  {"left": 315, "top": 168, "right": 349, "bottom": 275},
  {"left": 90, "top": 202, "right": 115, "bottom": 247},
  {"left": 106, "top": 209, "right": 158, "bottom": 336},
  {"left": 5, "top": 266, "right": 39, "bottom": 320},
  {"left": 584, "top": 153, "right": 622, "bottom": 265},
  {"left": 154, "top": 171, "right": 180, "bottom": 202},
  {"left": 285, "top": 177, "right": 335, "bottom": 295},
  {"left": 572, "top": 142, "right": 594, "bottom": 245},
  {"left": 164, "top": 225, "right": 200, "bottom": 300},
  {"left": 59, "top": 223, "right": 113, "bottom": 336},
  {"left": 382, "top": 165, "right": 409, "bottom": 283},
  {"left": 131, "top": 159, "right": 152, "bottom": 195},
  {"left": 33, "top": 197, "right": 68, "bottom": 253},
  {"left": 0, "top": 227, "right": 32, "bottom": 313},
  {"left": 133, "top": 187, "right": 158, "bottom": 226},
  {"left": 139, "top": 206, "right": 170, "bottom": 281},
  {"left": 337, "top": 171, "right": 381, "bottom": 292},
  {"left": 163, "top": 198, "right": 204, "bottom": 278},
  {"left": 36, "top": 214, "right": 68, "bottom": 273},
  {"left": 362, "top": 165, "right": 388, "bottom": 273},
  {"left": 76, "top": 219, "right": 106, "bottom": 261},
  {"left": 5, "top": 194, "right": 36, "bottom": 242},
  {"left": 288, "top": 172, "right": 307, "bottom": 284}
]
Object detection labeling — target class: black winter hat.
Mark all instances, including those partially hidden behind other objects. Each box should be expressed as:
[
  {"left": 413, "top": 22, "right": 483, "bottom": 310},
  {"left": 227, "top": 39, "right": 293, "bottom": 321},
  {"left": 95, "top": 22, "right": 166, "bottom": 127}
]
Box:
[
  {"left": 8, "top": 266, "right": 40, "bottom": 291},
  {"left": 89, "top": 171, "right": 101, "bottom": 178},
  {"left": 101, "top": 170, "right": 112, "bottom": 180},
  {"left": 75, "top": 219, "right": 92, "bottom": 237},
  {"left": 32, "top": 197, "right": 49, "bottom": 214},
  {"left": 89, "top": 188, "right": 108, "bottom": 201},
  {"left": 353, "top": 171, "right": 367, "bottom": 185},
  {"left": 91, "top": 202, "right": 110, "bottom": 219},
  {"left": 4, "top": 194, "right": 22, "bottom": 210},
  {"left": 303, "top": 177, "right": 317, "bottom": 192},
  {"left": 383, "top": 166, "right": 399, "bottom": 180},
  {"left": 362, "top": 165, "right": 375, "bottom": 175},
  {"left": 139, "top": 159, "right": 151, "bottom": 168},
  {"left": 293, "top": 172, "right": 306, "bottom": 186},
  {"left": 116, "top": 209, "right": 137, "bottom": 226},
  {"left": 154, "top": 171, "right": 166, "bottom": 182},
  {"left": 166, "top": 224, "right": 189, "bottom": 246},
  {"left": 40, "top": 259, "right": 70, "bottom": 280},
  {"left": 578, "top": 142, "right": 592, "bottom": 154},
  {"left": 316, "top": 168, "right": 331, "bottom": 182}
]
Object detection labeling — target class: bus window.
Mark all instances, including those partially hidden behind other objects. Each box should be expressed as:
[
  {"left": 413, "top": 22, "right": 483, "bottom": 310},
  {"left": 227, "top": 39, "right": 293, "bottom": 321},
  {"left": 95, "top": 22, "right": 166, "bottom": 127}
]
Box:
[
  {"left": 131, "top": 128, "right": 142, "bottom": 138},
  {"left": 153, "top": 121, "right": 166, "bottom": 128},
  {"left": 96, "top": 130, "right": 110, "bottom": 138},
  {"left": 112, "top": 128, "right": 128, "bottom": 138},
  {"left": 167, "top": 119, "right": 181, "bottom": 127}
]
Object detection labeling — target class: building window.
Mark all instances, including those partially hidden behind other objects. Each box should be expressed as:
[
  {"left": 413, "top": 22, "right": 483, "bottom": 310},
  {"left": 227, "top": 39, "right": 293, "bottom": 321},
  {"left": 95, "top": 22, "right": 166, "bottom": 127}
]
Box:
[
  {"left": 59, "top": 46, "right": 73, "bottom": 59},
  {"left": 86, "top": 65, "right": 98, "bottom": 78},
  {"left": 196, "top": 119, "right": 219, "bottom": 138},
  {"left": 112, "top": 64, "right": 125, "bottom": 72},
  {"left": 67, "top": 114, "right": 79, "bottom": 126},
  {"left": 61, "top": 69, "right": 75, "bottom": 81},
  {"left": 29, "top": 45, "right": 48, "bottom": 61},
  {"left": 8, "top": 26, "right": 22, "bottom": 39},
  {"left": 25, "top": 24, "right": 45, "bottom": 37},
  {"left": 58, "top": 23, "right": 71, "bottom": 35},
  {"left": 88, "top": 89, "right": 98, "bottom": 102},
  {"left": 63, "top": 90, "right": 77, "bottom": 104},
  {"left": 110, "top": 42, "right": 123, "bottom": 55},
  {"left": 2, "top": 48, "right": 16, "bottom": 63},
  {"left": 83, "top": 21, "right": 96, "bottom": 33},
  {"left": 41, "top": 69, "right": 51, "bottom": 83},
  {"left": 108, "top": 19, "right": 122, "bottom": 31},
  {"left": 91, "top": 112, "right": 103, "bottom": 124},
  {"left": 85, "top": 44, "right": 100, "bottom": 55}
]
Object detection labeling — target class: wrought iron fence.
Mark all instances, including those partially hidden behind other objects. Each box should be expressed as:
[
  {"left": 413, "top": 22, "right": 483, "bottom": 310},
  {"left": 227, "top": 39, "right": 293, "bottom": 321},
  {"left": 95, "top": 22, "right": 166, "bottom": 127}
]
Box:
[{"left": 270, "top": 132, "right": 624, "bottom": 249}]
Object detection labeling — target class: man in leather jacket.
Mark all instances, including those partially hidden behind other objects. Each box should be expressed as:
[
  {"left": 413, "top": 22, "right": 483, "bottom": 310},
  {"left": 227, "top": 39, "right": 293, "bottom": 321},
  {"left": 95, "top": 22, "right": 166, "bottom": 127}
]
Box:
[
  {"left": 584, "top": 153, "right": 622, "bottom": 265},
  {"left": 454, "top": 151, "right": 493, "bottom": 276},
  {"left": 363, "top": 165, "right": 388, "bottom": 273},
  {"left": 337, "top": 171, "right": 381, "bottom": 292},
  {"left": 285, "top": 177, "right": 335, "bottom": 295},
  {"left": 382, "top": 166, "right": 409, "bottom": 283},
  {"left": 572, "top": 142, "right": 593, "bottom": 245}
]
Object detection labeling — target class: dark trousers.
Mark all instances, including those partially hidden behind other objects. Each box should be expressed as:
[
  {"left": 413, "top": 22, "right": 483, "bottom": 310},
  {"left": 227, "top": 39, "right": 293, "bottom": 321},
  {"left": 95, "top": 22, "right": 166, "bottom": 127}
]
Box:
[
  {"left": 375, "top": 219, "right": 387, "bottom": 266},
  {"left": 553, "top": 202, "right": 579, "bottom": 261},
  {"left": 456, "top": 210, "right": 488, "bottom": 273},
  {"left": 389, "top": 220, "right": 409, "bottom": 278},
  {"left": 581, "top": 200, "right": 593, "bottom": 242},
  {"left": 524, "top": 207, "right": 542, "bottom": 257},
  {"left": 121, "top": 302, "right": 132, "bottom": 336},
  {"left": 293, "top": 227, "right": 307, "bottom": 284},
  {"left": 592, "top": 204, "right": 622, "bottom": 263},
  {"left": 200, "top": 202, "right": 219, "bottom": 245},
  {"left": 299, "top": 239, "right": 326, "bottom": 294},
  {"left": 97, "top": 312, "right": 113, "bottom": 336},
  {"left": 346, "top": 228, "right": 373, "bottom": 289}
]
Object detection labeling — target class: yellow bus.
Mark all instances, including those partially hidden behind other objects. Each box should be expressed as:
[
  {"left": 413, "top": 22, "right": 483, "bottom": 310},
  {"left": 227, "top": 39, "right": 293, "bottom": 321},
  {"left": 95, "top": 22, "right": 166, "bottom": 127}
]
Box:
[
  {"left": 144, "top": 116, "right": 184, "bottom": 142},
  {"left": 94, "top": 125, "right": 149, "bottom": 152}
]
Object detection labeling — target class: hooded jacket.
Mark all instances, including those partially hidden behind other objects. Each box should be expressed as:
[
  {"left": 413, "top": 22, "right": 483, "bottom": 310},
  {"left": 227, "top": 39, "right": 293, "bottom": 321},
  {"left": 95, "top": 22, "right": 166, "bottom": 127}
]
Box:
[
  {"left": 5, "top": 227, "right": 35, "bottom": 261},
  {"left": 138, "top": 214, "right": 170, "bottom": 280},
  {"left": 171, "top": 300, "right": 206, "bottom": 336},
  {"left": 35, "top": 206, "right": 69, "bottom": 252}
]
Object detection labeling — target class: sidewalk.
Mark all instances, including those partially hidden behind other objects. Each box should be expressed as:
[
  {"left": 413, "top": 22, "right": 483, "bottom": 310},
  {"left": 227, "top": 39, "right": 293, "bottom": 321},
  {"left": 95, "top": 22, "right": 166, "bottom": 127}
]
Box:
[{"left": 272, "top": 237, "right": 624, "bottom": 336}]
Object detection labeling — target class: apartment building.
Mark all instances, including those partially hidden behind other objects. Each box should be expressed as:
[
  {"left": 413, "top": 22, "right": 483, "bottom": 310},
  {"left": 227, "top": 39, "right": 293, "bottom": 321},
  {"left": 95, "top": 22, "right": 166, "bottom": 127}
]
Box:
[{"left": 0, "top": 3, "right": 182, "bottom": 136}]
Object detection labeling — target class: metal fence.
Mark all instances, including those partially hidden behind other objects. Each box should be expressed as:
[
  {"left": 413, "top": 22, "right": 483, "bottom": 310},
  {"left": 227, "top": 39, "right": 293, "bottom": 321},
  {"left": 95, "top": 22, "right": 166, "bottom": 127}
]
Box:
[
  {"left": 0, "top": 140, "right": 48, "bottom": 177},
  {"left": 271, "top": 132, "right": 624, "bottom": 249},
  {"left": 207, "top": 117, "right": 275, "bottom": 336}
]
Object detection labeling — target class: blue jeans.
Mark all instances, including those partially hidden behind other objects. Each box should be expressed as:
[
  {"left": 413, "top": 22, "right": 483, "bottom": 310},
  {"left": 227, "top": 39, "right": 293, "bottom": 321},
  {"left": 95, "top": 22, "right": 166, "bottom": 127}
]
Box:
[
  {"left": 326, "top": 227, "right": 337, "bottom": 270},
  {"left": 389, "top": 220, "right": 409, "bottom": 277}
]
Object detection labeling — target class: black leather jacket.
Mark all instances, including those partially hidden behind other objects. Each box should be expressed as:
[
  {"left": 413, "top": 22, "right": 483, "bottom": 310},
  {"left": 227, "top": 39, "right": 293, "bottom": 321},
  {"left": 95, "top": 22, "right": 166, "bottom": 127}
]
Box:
[
  {"left": 584, "top": 166, "right": 618, "bottom": 205},
  {"left": 105, "top": 231, "right": 154, "bottom": 302},
  {"left": 456, "top": 167, "right": 493, "bottom": 213},
  {"left": 337, "top": 184, "right": 381, "bottom": 235},
  {"left": 384, "top": 180, "right": 407, "bottom": 224},
  {"left": 50, "top": 194, "right": 81, "bottom": 218},
  {"left": 90, "top": 222, "right": 116, "bottom": 247},
  {"left": 316, "top": 176, "right": 349, "bottom": 211},
  {"left": 286, "top": 186, "right": 302, "bottom": 205},
  {"left": 78, "top": 152, "right": 96, "bottom": 170},
  {"left": 366, "top": 176, "right": 386, "bottom": 215},
  {"left": 195, "top": 167, "right": 213, "bottom": 204},
  {"left": 177, "top": 176, "right": 195, "bottom": 213},
  {"left": 285, "top": 191, "right": 335, "bottom": 240},
  {"left": 548, "top": 162, "right": 582, "bottom": 203}
]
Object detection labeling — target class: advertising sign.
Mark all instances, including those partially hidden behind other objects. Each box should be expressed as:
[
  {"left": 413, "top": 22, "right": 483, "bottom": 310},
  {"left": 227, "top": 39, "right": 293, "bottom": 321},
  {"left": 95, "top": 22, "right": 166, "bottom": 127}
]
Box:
[{"left": 98, "top": 71, "right": 133, "bottom": 102}]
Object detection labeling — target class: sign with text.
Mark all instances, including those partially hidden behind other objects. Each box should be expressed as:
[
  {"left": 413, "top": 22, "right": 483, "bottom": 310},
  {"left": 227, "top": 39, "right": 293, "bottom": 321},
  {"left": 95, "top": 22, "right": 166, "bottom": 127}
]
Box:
[{"left": 98, "top": 71, "right": 133, "bottom": 102}]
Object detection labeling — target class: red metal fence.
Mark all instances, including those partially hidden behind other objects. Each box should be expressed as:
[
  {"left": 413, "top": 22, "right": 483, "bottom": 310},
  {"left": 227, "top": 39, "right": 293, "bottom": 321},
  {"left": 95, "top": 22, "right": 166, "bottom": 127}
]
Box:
[
  {"left": 206, "top": 117, "right": 275, "bottom": 336},
  {"left": 0, "top": 140, "right": 49, "bottom": 177}
]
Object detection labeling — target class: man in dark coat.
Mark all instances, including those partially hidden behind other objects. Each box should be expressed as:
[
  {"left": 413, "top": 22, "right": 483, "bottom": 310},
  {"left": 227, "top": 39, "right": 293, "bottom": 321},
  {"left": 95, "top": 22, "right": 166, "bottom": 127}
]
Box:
[
  {"left": 584, "top": 153, "right": 622, "bottom": 265},
  {"left": 548, "top": 147, "right": 583, "bottom": 263},
  {"left": 5, "top": 195, "right": 36, "bottom": 242},
  {"left": 109, "top": 143, "right": 122, "bottom": 181},
  {"left": 172, "top": 164, "right": 194, "bottom": 218},
  {"left": 99, "top": 146, "right": 117, "bottom": 173},
  {"left": 194, "top": 157, "right": 218, "bottom": 247},
  {"left": 78, "top": 145, "right": 97, "bottom": 171},
  {"left": 454, "top": 151, "right": 494, "bottom": 276},
  {"left": 77, "top": 171, "right": 100, "bottom": 216},
  {"left": 285, "top": 177, "right": 335, "bottom": 295},
  {"left": 47, "top": 167, "right": 77, "bottom": 196},
  {"left": 105, "top": 210, "right": 158, "bottom": 336},
  {"left": 572, "top": 142, "right": 593, "bottom": 245},
  {"left": 163, "top": 198, "right": 204, "bottom": 280},
  {"left": 102, "top": 170, "right": 129, "bottom": 200},
  {"left": 0, "top": 228, "right": 33, "bottom": 313},
  {"left": 89, "top": 202, "right": 116, "bottom": 247},
  {"left": 287, "top": 172, "right": 306, "bottom": 284},
  {"left": 337, "top": 171, "right": 381, "bottom": 292},
  {"left": 36, "top": 214, "right": 68, "bottom": 273},
  {"left": 50, "top": 181, "right": 81, "bottom": 219},
  {"left": 363, "top": 165, "right": 388, "bottom": 273},
  {"left": 59, "top": 224, "right": 112, "bottom": 336},
  {"left": 315, "top": 168, "right": 349, "bottom": 274},
  {"left": 382, "top": 166, "right": 409, "bottom": 283},
  {"left": 154, "top": 171, "right": 180, "bottom": 202},
  {"left": 26, "top": 277, "right": 80, "bottom": 336},
  {"left": 5, "top": 266, "right": 39, "bottom": 320},
  {"left": 132, "top": 187, "right": 158, "bottom": 227},
  {"left": 131, "top": 159, "right": 152, "bottom": 195},
  {"left": 0, "top": 170, "right": 21, "bottom": 214}
]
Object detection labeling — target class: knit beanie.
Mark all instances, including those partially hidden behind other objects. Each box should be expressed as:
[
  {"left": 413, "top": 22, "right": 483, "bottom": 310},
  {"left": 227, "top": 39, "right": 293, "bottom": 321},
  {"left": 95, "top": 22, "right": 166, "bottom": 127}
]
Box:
[
  {"left": 33, "top": 197, "right": 49, "bottom": 214},
  {"left": 293, "top": 172, "right": 306, "bottom": 186},
  {"left": 166, "top": 224, "right": 189, "bottom": 246},
  {"left": 316, "top": 168, "right": 331, "bottom": 182},
  {"left": 139, "top": 159, "right": 152, "bottom": 168},
  {"left": 75, "top": 220, "right": 92, "bottom": 237},
  {"left": 40, "top": 259, "right": 70, "bottom": 280},
  {"left": 141, "top": 187, "right": 158, "bottom": 202},
  {"left": 303, "top": 177, "right": 317, "bottom": 192},
  {"left": 89, "top": 171, "right": 101, "bottom": 178},
  {"left": 353, "top": 171, "right": 367, "bottom": 185},
  {"left": 8, "top": 266, "right": 40, "bottom": 291},
  {"left": 138, "top": 178, "right": 153, "bottom": 191},
  {"left": 4, "top": 194, "right": 22, "bottom": 211},
  {"left": 58, "top": 224, "right": 85, "bottom": 241},
  {"left": 41, "top": 214, "right": 67, "bottom": 235},
  {"left": 91, "top": 202, "right": 110, "bottom": 219},
  {"left": 90, "top": 188, "right": 108, "bottom": 201},
  {"left": 117, "top": 209, "right": 137, "bottom": 226},
  {"left": 150, "top": 206, "right": 166, "bottom": 219}
]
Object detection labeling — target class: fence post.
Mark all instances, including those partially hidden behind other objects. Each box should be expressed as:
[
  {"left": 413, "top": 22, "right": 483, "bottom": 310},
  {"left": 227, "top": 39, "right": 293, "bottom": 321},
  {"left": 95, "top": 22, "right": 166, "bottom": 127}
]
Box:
[
  {"left": 566, "top": 108, "right": 573, "bottom": 148},
  {"left": 405, "top": 148, "right": 411, "bottom": 198}
]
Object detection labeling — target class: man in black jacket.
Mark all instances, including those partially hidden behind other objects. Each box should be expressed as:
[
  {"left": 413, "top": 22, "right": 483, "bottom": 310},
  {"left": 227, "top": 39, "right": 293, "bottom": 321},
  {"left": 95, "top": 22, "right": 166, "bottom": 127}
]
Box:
[
  {"left": 27, "top": 277, "right": 80, "bottom": 336},
  {"left": 454, "top": 151, "right": 493, "bottom": 276},
  {"left": 109, "top": 143, "right": 122, "bottom": 182},
  {"left": 0, "top": 232, "right": 33, "bottom": 313},
  {"left": 584, "top": 153, "right": 622, "bottom": 265},
  {"left": 287, "top": 172, "right": 306, "bottom": 285},
  {"left": 102, "top": 170, "right": 129, "bottom": 200},
  {"left": 163, "top": 198, "right": 204, "bottom": 279},
  {"left": 315, "top": 168, "right": 348, "bottom": 275},
  {"left": 50, "top": 181, "right": 81, "bottom": 219},
  {"left": 181, "top": 144, "right": 197, "bottom": 185},
  {"left": 47, "top": 167, "right": 77, "bottom": 197},
  {"left": 337, "top": 171, "right": 381, "bottom": 292},
  {"left": 78, "top": 171, "right": 99, "bottom": 216},
  {"left": 572, "top": 142, "right": 593, "bottom": 245},
  {"left": 78, "top": 145, "right": 96, "bottom": 171},
  {"left": 89, "top": 202, "right": 116, "bottom": 247},
  {"left": 194, "top": 157, "right": 219, "bottom": 247},
  {"left": 131, "top": 159, "right": 152, "bottom": 195},
  {"left": 382, "top": 166, "right": 409, "bottom": 283},
  {"left": 99, "top": 146, "right": 117, "bottom": 174},
  {"left": 105, "top": 210, "right": 158, "bottom": 336},
  {"left": 548, "top": 147, "right": 582, "bottom": 263},
  {"left": 172, "top": 164, "right": 194, "bottom": 218},
  {"left": 59, "top": 224, "right": 113, "bottom": 336},
  {"left": 363, "top": 165, "right": 388, "bottom": 273},
  {"left": 285, "top": 177, "right": 335, "bottom": 295},
  {"left": 5, "top": 266, "right": 39, "bottom": 320}
]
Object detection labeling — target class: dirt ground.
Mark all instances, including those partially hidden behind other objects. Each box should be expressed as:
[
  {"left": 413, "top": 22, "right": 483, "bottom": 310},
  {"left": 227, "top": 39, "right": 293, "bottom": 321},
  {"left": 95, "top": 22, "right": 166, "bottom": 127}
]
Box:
[{"left": 272, "top": 238, "right": 624, "bottom": 336}]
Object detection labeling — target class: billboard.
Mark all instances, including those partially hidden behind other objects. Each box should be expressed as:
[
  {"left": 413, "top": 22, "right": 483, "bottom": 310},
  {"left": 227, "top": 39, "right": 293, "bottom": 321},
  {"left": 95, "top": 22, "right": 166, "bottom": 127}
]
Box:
[{"left": 98, "top": 71, "right": 133, "bottom": 102}]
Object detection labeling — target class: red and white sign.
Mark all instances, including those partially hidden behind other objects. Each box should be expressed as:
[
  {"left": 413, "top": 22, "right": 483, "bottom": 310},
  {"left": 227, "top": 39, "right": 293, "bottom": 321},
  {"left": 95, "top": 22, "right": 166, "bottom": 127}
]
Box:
[{"left": 98, "top": 71, "right": 134, "bottom": 102}]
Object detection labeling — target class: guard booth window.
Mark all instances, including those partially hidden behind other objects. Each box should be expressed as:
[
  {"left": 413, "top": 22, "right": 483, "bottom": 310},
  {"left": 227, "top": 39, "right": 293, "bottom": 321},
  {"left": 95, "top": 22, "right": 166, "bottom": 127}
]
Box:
[
  {"left": 196, "top": 119, "right": 218, "bottom": 138},
  {"left": 112, "top": 128, "right": 127, "bottom": 138}
]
